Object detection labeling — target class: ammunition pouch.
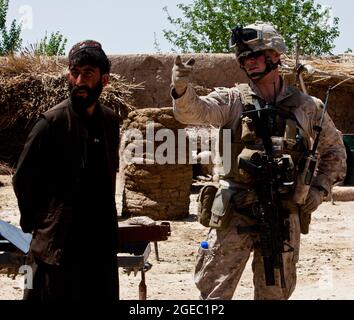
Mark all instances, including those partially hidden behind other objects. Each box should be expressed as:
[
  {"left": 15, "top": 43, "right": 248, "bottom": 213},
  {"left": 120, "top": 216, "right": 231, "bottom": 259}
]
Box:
[
  {"left": 299, "top": 210, "right": 311, "bottom": 235},
  {"left": 197, "top": 184, "right": 259, "bottom": 229},
  {"left": 237, "top": 148, "right": 263, "bottom": 184},
  {"left": 209, "top": 187, "right": 235, "bottom": 230},
  {"left": 197, "top": 184, "right": 218, "bottom": 227},
  {"left": 241, "top": 116, "right": 257, "bottom": 142}
]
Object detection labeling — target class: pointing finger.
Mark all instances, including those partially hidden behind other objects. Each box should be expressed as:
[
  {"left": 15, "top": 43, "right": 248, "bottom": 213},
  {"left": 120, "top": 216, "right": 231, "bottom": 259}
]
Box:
[{"left": 174, "top": 55, "right": 183, "bottom": 66}]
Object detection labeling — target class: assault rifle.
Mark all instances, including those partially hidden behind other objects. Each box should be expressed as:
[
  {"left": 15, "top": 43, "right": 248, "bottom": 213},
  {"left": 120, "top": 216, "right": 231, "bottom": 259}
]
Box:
[{"left": 238, "top": 104, "right": 294, "bottom": 288}]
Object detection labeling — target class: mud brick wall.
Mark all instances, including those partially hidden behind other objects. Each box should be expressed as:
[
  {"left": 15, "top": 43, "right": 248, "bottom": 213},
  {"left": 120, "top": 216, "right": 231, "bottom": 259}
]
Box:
[
  {"left": 109, "top": 53, "right": 248, "bottom": 109},
  {"left": 109, "top": 54, "right": 354, "bottom": 133},
  {"left": 119, "top": 108, "right": 193, "bottom": 220},
  {"left": 307, "top": 84, "right": 354, "bottom": 134}
]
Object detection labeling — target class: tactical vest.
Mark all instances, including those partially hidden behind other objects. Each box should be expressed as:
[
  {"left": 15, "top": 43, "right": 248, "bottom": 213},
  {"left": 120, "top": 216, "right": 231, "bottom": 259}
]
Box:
[{"left": 219, "top": 84, "right": 310, "bottom": 189}]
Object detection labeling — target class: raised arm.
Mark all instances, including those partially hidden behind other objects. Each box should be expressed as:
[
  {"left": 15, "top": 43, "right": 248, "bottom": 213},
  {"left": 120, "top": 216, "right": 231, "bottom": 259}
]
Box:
[{"left": 171, "top": 55, "right": 242, "bottom": 127}]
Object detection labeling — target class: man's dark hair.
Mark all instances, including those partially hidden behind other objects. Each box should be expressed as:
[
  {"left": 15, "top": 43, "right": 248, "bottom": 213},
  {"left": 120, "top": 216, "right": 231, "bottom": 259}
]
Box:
[{"left": 69, "top": 40, "right": 111, "bottom": 74}]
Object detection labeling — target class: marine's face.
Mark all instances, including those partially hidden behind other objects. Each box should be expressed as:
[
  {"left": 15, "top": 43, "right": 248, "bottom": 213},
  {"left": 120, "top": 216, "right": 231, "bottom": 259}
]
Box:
[
  {"left": 241, "top": 50, "right": 280, "bottom": 81},
  {"left": 241, "top": 51, "right": 267, "bottom": 77}
]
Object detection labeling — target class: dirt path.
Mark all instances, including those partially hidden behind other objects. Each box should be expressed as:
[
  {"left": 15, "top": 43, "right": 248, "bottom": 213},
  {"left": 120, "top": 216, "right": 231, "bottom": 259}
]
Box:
[{"left": 1, "top": 175, "right": 353, "bottom": 300}]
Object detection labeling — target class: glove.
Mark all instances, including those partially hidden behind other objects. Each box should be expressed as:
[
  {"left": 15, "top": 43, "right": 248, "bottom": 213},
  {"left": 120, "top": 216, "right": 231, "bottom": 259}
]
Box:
[
  {"left": 171, "top": 55, "right": 195, "bottom": 97},
  {"left": 301, "top": 186, "right": 326, "bottom": 214},
  {"left": 299, "top": 186, "right": 325, "bottom": 234}
]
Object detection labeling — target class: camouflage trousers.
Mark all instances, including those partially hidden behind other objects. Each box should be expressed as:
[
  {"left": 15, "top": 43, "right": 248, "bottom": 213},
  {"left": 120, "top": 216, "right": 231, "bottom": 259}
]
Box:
[{"left": 194, "top": 212, "right": 301, "bottom": 300}]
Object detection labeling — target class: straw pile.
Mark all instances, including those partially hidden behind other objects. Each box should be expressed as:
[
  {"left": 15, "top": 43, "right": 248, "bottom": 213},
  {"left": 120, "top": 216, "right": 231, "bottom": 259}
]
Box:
[
  {"left": 281, "top": 54, "right": 354, "bottom": 88},
  {"left": 0, "top": 55, "right": 140, "bottom": 165},
  {"left": 279, "top": 54, "right": 354, "bottom": 135}
]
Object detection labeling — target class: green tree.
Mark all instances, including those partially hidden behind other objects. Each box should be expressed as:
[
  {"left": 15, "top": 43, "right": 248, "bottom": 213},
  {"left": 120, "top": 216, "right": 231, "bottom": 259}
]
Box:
[
  {"left": 163, "top": 0, "right": 340, "bottom": 55},
  {"left": 35, "top": 31, "right": 67, "bottom": 56},
  {"left": 0, "top": 0, "right": 22, "bottom": 55}
]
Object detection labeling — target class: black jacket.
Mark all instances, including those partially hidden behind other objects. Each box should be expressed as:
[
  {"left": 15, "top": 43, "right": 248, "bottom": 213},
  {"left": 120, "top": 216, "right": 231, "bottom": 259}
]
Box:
[{"left": 13, "top": 99, "right": 119, "bottom": 265}]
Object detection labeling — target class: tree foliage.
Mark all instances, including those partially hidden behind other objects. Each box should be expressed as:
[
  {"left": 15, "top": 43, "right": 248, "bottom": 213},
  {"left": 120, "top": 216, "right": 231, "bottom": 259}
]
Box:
[
  {"left": 163, "top": 0, "right": 340, "bottom": 55},
  {"left": 35, "top": 31, "right": 68, "bottom": 56},
  {"left": 0, "top": 0, "right": 22, "bottom": 55}
]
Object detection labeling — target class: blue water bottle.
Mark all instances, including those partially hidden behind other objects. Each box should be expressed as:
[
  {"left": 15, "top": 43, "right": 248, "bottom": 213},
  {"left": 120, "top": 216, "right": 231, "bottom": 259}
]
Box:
[{"left": 200, "top": 241, "right": 210, "bottom": 255}]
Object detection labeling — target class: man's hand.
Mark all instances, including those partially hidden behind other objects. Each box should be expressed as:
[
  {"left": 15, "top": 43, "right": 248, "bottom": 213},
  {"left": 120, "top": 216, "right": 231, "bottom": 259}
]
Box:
[
  {"left": 171, "top": 55, "right": 195, "bottom": 97},
  {"left": 299, "top": 186, "right": 325, "bottom": 234},
  {"left": 301, "top": 186, "right": 326, "bottom": 214}
]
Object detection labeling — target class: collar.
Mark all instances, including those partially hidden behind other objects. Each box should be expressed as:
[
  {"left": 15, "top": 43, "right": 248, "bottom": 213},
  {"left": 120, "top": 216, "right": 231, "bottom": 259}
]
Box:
[
  {"left": 248, "top": 78, "right": 300, "bottom": 108},
  {"left": 69, "top": 98, "right": 101, "bottom": 119}
]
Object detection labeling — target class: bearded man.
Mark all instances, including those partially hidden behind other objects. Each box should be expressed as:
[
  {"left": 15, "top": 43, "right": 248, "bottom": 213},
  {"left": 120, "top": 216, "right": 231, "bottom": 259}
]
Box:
[{"left": 13, "top": 40, "right": 120, "bottom": 301}]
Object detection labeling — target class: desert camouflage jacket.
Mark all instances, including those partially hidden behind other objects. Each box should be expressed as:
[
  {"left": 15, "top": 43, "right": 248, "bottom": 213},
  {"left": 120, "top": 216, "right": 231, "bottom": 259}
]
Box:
[{"left": 172, "top": 80, "right": 347, "bottom": 194}]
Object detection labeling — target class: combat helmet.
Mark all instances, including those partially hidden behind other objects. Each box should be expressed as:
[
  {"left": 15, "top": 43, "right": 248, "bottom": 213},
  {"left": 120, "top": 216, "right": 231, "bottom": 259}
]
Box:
[{"left": 230, "top": 21, "right": 287, "bottom": 62}]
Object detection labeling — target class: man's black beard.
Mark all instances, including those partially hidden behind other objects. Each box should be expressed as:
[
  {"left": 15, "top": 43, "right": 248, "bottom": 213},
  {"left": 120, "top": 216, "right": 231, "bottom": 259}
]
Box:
[{"left": 69, "top": 82, "right": 103, "bottom": 115}]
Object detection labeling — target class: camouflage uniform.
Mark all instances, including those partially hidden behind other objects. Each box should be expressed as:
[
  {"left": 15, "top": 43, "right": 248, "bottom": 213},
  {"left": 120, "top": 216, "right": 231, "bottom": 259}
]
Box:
[{"left": 173, "top": 81, "right": 346, "bottom": 300}]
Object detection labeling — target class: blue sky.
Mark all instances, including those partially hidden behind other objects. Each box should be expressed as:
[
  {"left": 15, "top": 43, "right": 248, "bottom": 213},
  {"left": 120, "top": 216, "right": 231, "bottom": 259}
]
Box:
[{"left": 6, "top": 0, "right": 353, "bottom": 55}]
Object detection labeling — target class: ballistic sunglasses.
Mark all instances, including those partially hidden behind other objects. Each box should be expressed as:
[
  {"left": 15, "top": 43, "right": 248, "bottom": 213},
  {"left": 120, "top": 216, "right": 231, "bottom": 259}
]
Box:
[{"left": 230, "top": 27, "right": 263, "bottom": 48}]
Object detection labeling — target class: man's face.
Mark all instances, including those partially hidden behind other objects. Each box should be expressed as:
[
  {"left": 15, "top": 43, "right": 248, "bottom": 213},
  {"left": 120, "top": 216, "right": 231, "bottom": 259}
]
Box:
[
  {"left": 241, "top": 51, "right": 267, "bottom": 78},
  {"left": 67, "top": 64, "right": 108, "bottom": 112},
  {"left": 240, "top": 50, "right": 280, "bottom": 80}
]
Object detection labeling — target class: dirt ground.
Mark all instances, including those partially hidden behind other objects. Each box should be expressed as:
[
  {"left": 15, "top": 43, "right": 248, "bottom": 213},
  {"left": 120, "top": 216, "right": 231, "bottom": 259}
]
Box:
[{"left": 1, "top": 174, "right": 354, "bottom": 300}]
